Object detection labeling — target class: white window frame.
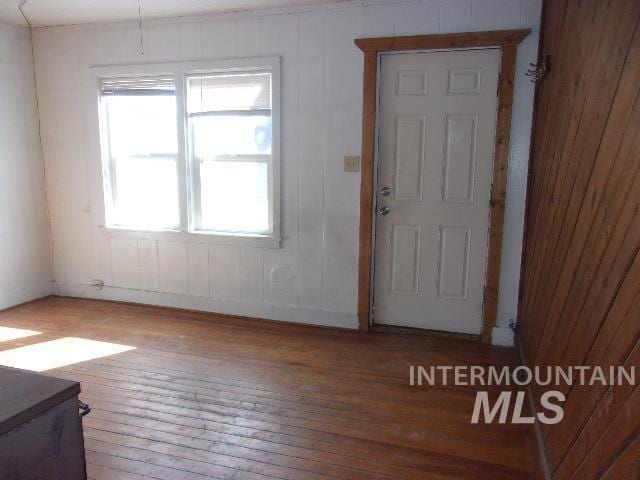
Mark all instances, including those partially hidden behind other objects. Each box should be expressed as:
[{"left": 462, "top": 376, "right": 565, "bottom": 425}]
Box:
[{"left": 90, "top": 57, "right": 281, "bottom": 249}]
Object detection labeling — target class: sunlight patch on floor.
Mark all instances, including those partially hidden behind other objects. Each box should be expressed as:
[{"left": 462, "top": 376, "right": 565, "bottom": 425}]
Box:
[
  {"left": 0, "top": 326, "right": 41, "bottom": 343},
  {"left": 0, "top": 337, "right": 135, "bottom": 371}
]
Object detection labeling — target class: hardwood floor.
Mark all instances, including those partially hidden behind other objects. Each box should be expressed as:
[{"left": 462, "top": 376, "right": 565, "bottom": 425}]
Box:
[{"left": 0, "top": 297, "right": 537, "bottom": 479}]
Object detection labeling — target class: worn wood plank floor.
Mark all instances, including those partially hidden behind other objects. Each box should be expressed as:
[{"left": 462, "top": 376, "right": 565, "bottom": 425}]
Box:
[{"left": 0, "top": 297, "right": 537, "bottom": 479}]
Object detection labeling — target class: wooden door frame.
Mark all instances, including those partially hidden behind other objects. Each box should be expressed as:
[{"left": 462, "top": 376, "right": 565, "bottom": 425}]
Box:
[{"left": 355, "top": 29, "right": 530, "bottom": 342}]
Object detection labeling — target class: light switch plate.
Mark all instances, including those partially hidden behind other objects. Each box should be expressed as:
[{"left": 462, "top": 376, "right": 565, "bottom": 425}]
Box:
[{"left": 344, "top": 155, "right": 360, "bottom": 172}]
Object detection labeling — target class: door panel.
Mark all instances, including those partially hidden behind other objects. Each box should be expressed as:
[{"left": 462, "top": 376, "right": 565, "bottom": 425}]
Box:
[
  {"left": 437, "top": 226, "right": 471, "bottom": 299},
  {"left": 373, "top": 49, "right": 500, "bottom": 334},
  {"left": 443, "top": 114, "right": 478, "bottom": 203},
  {"left": 390, "top": 224, "right": 421, "bottom": 295},
  {"left": 393, "top": 115, "right": 426, "bottom": 201}
]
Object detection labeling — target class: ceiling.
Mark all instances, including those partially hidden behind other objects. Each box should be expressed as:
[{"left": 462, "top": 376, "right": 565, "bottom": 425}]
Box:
[{"left": 0, "top": 0, "right": 346, "bottom": 27}]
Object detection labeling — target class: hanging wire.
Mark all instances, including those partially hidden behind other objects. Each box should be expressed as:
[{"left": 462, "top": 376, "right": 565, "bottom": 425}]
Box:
[
  {"left": 17, "top": 0, "right": 30, "bottom": 26},
  {"left": 137, "top": 0, "right": 145, "bottom": 56}
]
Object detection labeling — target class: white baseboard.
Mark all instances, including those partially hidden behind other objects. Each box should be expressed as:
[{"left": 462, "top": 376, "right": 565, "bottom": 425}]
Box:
[
  {"left": 491, "top": 325, "right": 515, "bottom": 347},
  {"left": 0, "top": 282, "right": 57, "bottom": 311},
  {"left": 57, "top": 283, "right": 359, "bottom": 330}
]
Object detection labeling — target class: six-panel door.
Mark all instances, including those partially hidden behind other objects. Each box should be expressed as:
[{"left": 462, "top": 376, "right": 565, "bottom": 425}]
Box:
[{"left": 373, "top": 49, "right": 500, "bottom": 334}]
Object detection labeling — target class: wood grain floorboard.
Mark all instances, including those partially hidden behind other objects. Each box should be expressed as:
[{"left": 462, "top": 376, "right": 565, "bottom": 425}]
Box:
[{"left": 0, "top": 297, "right": 537, "bottom": 479}]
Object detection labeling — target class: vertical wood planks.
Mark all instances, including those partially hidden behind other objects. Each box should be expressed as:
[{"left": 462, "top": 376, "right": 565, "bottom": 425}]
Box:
[{"left": 518, "top": 0, "right": 640, "bottom": 477}]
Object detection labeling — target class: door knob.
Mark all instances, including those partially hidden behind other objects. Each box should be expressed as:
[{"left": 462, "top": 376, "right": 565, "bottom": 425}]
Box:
[
  {"left": 378, "top": 206, "right": 390, "bottom": 215},
  {"left": 380, "top": 186, "right": 391, "bottom": 196}
]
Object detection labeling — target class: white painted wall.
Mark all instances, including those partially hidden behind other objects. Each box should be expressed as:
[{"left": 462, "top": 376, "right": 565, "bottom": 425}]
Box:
[
  {"left": 31, "top": 0, "right": 541, "bottom": 334},
  {"left": 0, "top": 21, "right": 54, "bottom": 309}
]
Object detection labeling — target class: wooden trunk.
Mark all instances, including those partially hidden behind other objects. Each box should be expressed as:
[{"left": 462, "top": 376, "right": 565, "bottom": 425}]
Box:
[{"left": 0, "top": 367, "right": 87, "bottom": 479}]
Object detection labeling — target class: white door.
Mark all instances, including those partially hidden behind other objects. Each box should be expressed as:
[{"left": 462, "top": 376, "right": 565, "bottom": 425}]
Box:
[{"left": 373, "top": 49, "right": 500, "bottom": 334}]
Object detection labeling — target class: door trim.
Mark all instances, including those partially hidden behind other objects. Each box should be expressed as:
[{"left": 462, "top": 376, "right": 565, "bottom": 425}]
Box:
[{"left": 354, "top": 29, "right": 530, "bottom": 342}]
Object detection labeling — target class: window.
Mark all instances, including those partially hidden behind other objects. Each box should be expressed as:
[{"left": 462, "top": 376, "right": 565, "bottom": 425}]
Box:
[
  {"left": 95, "top": 58, "right": 280, "bottom": 247},
  {"left": 187, "top": 72, "right": 272, "bottom": 234},
  {"left": 100, "top": 77, "right": 180, "bottom": 230}
]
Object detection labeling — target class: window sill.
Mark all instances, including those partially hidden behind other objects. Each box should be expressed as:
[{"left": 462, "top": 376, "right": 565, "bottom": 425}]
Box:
[{"left": 99, "top": 226, "right": 281, "bottom": 249}]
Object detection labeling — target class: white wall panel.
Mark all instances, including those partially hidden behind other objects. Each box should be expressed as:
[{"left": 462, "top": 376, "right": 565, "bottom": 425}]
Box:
[
  {"left": 240, "top": 247, "right": 264, "bottom": 302},
  {"left": 496, "top": 28, "right": 541, "bottom": 330},
  {"left": 157, "top": 241, "right": 188, "bottom": 294},
  {"left": 264, "top": 249, "right": 298, "bottom": 306},
  {"left": 440, "top": 0, "right": 472, "bottom": 33},
  {"left": 201, "top": 20, "right": 235, "bottom": 59},
  {"left": 394, "top": 0, "right": 440, "bottom": 35},
  {"left": 0, "top": 22, "right": 54, "bottom": 309},
  {"left": 210, "top": 245, "right": 242, "bottom": 299},
  {"left": 110, "top": 238, "right": 139, "bottom": 289},
  {"left": 471, "top": 0, "right": 523, "bottom": 30},
  {"left": 137, "top": 239, "right": 159, "bottom": 291},
  {"left": 143, "top": 24, "right": 182, "bottom": 61},
  {"left": 364, "top": 4, "right": 395, "bottom": 37},
  {"left": 298, "top": 10, "right": 325, "bottom": 309},
  {"left": 322, "top": 6, "right": 362, "bottom": 312},
  {"left": 42, "top": 30, "right": 93, "bottom": 286},
  {"left": 187, "top": 243, "right": 210, "bottom": 297},
  {"left": 259, "top": 13, "right": 299, "bottom": 249},
  {"left": 32, "top": 0, "right": 540, "bottom": 334},
  {"left": 31, "top": 32, "right": 67, "bottom": 285},
  {"left": 235, "top": 17, "right": 260, "bottom": 57},
  {"left": 521, "top": 0, "right": 543, "bottom": 28}
]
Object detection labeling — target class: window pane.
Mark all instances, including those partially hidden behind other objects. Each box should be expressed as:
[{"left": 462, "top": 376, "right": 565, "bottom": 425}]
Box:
[
  {"left": 199, "top": 160, "right": 269, "bottom": 233},
  {"left": 111, "top": 155, "right": 180, "bottom": 230},
  {"left": 191, "top": 115, "right": 272, "bottom": 156},
  {"left": 104, "top": 95, "right": 178, "bottom": 156},
  {"left": 187, "top": 72, "right": 271, "bottom": 113},
  {"left": 101, "top": 90, "right": 180, "bottom": 230}
]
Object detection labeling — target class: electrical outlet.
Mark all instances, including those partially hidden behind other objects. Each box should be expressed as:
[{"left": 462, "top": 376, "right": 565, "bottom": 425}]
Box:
[
  {"left": 91, "top": 279, "right": 105, "bottom": 290},
  {"left": 344, "top": 155, "right": 360, "bottom": 172}
]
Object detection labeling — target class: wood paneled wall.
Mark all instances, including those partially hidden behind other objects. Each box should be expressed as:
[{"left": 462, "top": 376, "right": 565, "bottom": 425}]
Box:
[{"left": 518, "top": 0, "right": 640, "bottom": 478}]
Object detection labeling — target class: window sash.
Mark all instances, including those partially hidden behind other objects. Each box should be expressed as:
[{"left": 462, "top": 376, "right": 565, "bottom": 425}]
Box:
[
  {"left": 186, "top": 69, "right": 274, "bottom": 235},
  {"left": 186, "top": 71, "right": 271, "bottom": 113},
  {"left": 100, "top": 76, "right": 175, "bottom": 96},
  {"left": 195, "top": 154, "right": 270, "bottom": 163},
  {"left": 187, "top": 109, "right": 271, "bottom": 118},
  {"left": 187, "top": 147, "right": 274, "bottom": 235},
  {"left": 108, "top": 154, "right": 180, "bottom": 230},
  {"left": 188, "top": 153, "right": 272, "bottom": 234},
  {"left": 99, "top": 78, "right": 181, "bottom": 231}
]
